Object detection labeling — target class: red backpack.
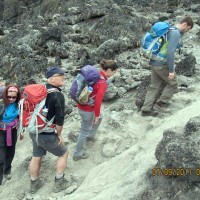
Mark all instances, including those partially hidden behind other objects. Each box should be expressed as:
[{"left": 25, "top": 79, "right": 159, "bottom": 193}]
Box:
[{"left": 18, "top": 84, "right": 58, "bottom": 136}]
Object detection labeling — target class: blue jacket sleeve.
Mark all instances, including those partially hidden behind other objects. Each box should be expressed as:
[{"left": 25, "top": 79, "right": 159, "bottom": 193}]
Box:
[{"left": 167, "top": 29, "right": 181, "bottom": 72}]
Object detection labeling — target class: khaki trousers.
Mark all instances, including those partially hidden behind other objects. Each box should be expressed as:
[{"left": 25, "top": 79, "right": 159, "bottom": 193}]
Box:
[{"left": 141, "top": 65, "right": 178, "bottom": 112}]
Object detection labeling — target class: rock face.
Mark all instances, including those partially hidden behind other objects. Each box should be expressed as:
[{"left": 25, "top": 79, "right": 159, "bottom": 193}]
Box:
[
  {"left": 176, "top": 54, "right": 197, "bottom": 76},
  {"left": 0, "top": 0, "right": 199, "bottom": 26},
  {"left": 0, "top": 0, "right": 150, "bottom": 88},
  {"left": 0, "top": 0, "right": 198, "bottom": 95},
  {"left": 155, "top": 116, "right": 200, "bottom": 182}
]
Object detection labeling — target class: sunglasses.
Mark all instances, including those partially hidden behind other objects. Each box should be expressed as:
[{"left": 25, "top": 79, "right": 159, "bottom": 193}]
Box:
[{"left": 7, "top": 96, "right": 17, "bottom": 99}]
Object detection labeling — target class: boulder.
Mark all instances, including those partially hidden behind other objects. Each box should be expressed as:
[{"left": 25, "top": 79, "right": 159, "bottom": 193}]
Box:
[
  {"left": 176, "top": 54, "right": 196, "bottom": 77},
  {"left": 155, "top": 116, "right": 200, "bottom": 182}
]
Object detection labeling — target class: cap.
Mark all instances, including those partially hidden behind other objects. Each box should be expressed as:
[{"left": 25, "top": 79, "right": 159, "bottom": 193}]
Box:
[{"left": 46, "top": 66, "right": 66, "bottom": 78}]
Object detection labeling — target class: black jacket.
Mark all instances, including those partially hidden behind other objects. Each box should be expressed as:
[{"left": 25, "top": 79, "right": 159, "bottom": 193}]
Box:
[{"left": 45, "top": 84, "right": 65, "bottom": 126}]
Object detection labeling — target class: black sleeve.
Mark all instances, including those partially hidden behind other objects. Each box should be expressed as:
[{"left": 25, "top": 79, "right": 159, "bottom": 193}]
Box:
[{"left": 46, "top": 92, "right": 65, "bottom": 126}]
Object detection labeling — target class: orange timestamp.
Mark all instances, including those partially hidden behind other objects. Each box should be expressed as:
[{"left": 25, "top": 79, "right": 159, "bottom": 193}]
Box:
[{"left": 152, "top": 167, "right": 200, "bottom": 176}]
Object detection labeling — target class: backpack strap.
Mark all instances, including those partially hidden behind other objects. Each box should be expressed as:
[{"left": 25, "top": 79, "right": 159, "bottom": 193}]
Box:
[
  {"left": 156, "top": 26, "right": 177, "bottom": 45},
  {"left": 17, "top": 99, "right": 25, "bottom": 136},
  {"left": 31, "top": 98, "right": 46, "bottom": 143}
]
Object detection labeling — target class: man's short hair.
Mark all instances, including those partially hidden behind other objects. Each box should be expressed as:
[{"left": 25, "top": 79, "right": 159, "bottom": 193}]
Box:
[{"left": 179, "top": 16, "right": 194, "bottom": 29}]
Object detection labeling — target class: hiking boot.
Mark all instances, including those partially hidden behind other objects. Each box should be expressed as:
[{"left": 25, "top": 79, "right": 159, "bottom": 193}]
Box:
[
  {"left": 29, "top": 178, "right": 44, "bottom": 194},
  {"left": 4, "top": 174, "right": 11, "bottom": 180},
  {"left": 141, "top": 110, "right": 158, "bottom": 117},
  {"left": 86, "top": 137, "right": 96, "bottom": 142},
  {"left": 153, "top": 101, "right": 171, "bottom": 113},
  {"left": 73, "top": 152, "right": 89, "bottom": 161},
  {"left": 53, "top": 176, "right": 69, "bottom": 193}
]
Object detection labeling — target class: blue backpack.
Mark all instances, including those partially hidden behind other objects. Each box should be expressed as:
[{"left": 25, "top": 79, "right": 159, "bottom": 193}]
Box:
[
  {"left": 141, "top": 21, "right": 171, "bottom": 59},
  {"left": 69, "top": 65, "right": 101, "bottom": 105}
]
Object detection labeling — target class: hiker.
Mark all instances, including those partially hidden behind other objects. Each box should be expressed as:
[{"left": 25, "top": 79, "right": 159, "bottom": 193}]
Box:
[
  {"left": 0, "top": 85, "right": 21, "bottom": 185},
  {"left": 73, "top": 59, "right": 118, "bottom": 161},
  {"left": 141, "top": 16, "right": 193, "bottom": 116},
  {"left": 29, "top": 66, "right": 68, "bottom": 193}
]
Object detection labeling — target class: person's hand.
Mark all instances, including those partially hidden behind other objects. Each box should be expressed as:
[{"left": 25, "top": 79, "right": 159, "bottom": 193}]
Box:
[
  {"left": 94, "top": 116, "right": 100, "bottom": 124},
  {"left": 168, "top": 72, "right": 175, "bottom": 80},
  {"left": 20, "top": 133, "right": 24, "bottom": 140},
  {"left": 58, "top": 135, "right": 64, "bottom": 146}
]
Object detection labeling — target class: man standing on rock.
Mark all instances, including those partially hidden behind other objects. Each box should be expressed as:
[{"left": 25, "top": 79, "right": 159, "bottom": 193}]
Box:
[
  {"left": 141, "top": 16, "right": 193, "bottom": 117},
  {"left": 29, "top": 67, "right": 68, "bottom": 193}
]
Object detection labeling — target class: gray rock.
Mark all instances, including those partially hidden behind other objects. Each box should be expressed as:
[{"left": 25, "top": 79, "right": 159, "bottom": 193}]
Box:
[
  {"left": 102, "top": 143, "right": 117, "bottom": 158},
  {"left": 103, "top": 82, "right": 118, "bottom": 101},
  {"left": 130, "top": 81, "right": 141, "bottom": 89},
  {"left": 64, "top": 184, "right": 78, "bottom": 194},
  {"left": 155, "top": 116, "right": 200, "bottom": 182},
  {"left": 109, "top": 103, "right": 125, "bottom": 112},
  {"left": 176, "top": 54, "right": 196, "bottom": 77},
  {"left": 68, "top": 131, "right": 79, "bottom": 143},
  {"left": 69, "top": 34, "right": 90, "bottom": 44},
  {"left": 117, "top": 87, "right": 127, "bottom": 97}
]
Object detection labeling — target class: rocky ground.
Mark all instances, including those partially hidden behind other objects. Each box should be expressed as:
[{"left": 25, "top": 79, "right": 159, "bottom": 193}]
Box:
[{"left": 0, "top": 0, "right": 200, "bottom": 200}]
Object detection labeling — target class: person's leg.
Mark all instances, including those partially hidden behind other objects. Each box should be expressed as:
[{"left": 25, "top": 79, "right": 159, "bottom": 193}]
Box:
[
  {"left": 37, "top": 134, "right": 68, "bottom": 178},
  {"left": 54, "top": 153, "right": 69, "bottom": 193},
  {"left": 53, "top": 152, "right": 69, "bottom": 193},
  {"left": 0, "top": 147, "right": 6, "bottom": 185},
  {"left": 0, "top": 130, "right": 6, "bottom": 185},
  {"left": 87, "top": 114, "right": 103, "bottom": 139},
  {"left": 38, "top": 134, "right": 69, "bottom": 193},
  {"left": 29, "top": 158, "right": 44, "bottom": 194},
  {"left": 29, "top": 133, "right": 45, "bottom": 194},
  {"left": 29, "top": 133, "right": 46, "bottom": 180},
  {"left": 29, "top": 157, "right": 42, "bottom": 179},
  {"left": 4, "top": 128, "right": 18, "bottom": 176},
  {"left": 141, "top": 66, "right": 164, "bottom": 112},
  {"left": 155, "top": 66, "right": 178, "bottom": 103},
  {"left": 74, "top": 109, "right": 94, "bottom": 157},
  {"left": 56, "top": 152, "right": 68, "bottom": 176}
]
